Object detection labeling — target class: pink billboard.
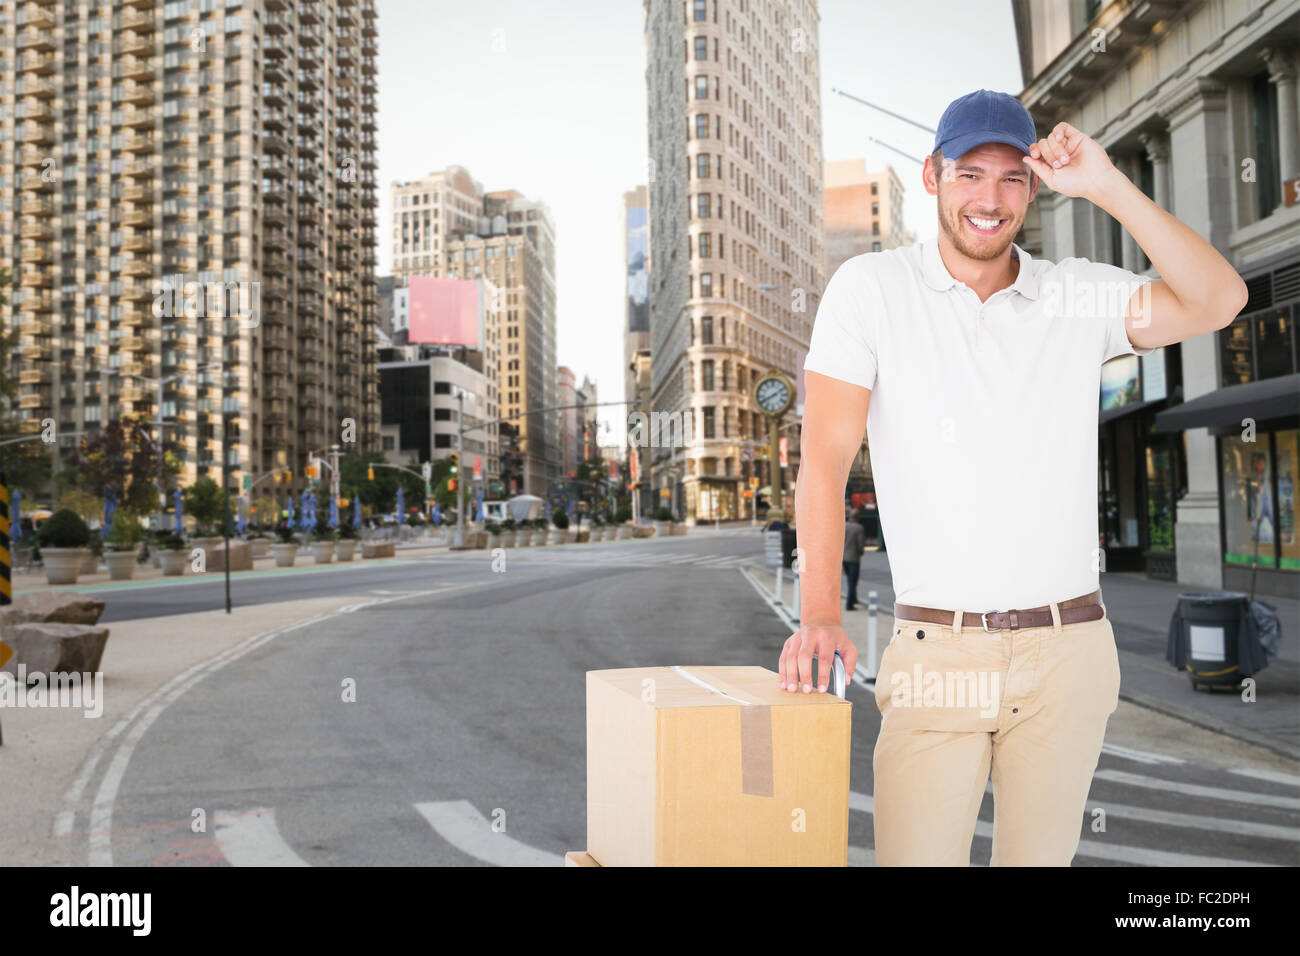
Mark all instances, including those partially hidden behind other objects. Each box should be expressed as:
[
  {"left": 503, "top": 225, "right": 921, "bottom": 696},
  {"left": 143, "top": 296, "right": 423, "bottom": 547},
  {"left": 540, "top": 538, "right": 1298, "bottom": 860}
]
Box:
[{"left": 408, "top": 276, "right": 481, "bottom": 347}]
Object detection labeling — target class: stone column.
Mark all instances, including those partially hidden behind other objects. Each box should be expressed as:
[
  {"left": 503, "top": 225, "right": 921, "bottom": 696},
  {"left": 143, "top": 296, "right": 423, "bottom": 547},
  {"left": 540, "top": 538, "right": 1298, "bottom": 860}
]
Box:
[
  {"left": 1156, "top": 78, "right": 1232, "bottom": 589},
  {"left": 1138, "top": 129, "right": 1172, "bottom": 213},
  {"left": 1120, "top": 153, "right": 1143, "bottom": 272},
  {"left": 1259, "top": 47, "right": 1299, "bottom": 189}
]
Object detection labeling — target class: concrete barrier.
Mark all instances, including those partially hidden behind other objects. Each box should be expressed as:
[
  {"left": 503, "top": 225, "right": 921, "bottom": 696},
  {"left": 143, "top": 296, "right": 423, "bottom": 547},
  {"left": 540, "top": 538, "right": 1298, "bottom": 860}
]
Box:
[
  {"left": 361, "top": 541, "right": 396, "bottom": 559},
  {"left": 0, "top": 623, "right": 110, "bottom": 676}
]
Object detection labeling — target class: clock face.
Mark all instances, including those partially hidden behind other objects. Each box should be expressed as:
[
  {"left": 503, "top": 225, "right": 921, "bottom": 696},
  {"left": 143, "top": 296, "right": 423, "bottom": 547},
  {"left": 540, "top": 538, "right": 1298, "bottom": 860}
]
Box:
[{"left": 756, "top": 377, "right": 791, "bottom": 413}]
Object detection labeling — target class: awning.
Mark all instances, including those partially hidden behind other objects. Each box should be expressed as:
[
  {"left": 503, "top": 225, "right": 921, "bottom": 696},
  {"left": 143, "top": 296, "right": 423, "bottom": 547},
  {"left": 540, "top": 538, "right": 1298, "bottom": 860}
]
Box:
[
  {"left": 1153, "top": 373, "right": 1300, "bottom": 433},
  {"left": 1099, "top": 397, "right": 1166, "bottom": 426}
]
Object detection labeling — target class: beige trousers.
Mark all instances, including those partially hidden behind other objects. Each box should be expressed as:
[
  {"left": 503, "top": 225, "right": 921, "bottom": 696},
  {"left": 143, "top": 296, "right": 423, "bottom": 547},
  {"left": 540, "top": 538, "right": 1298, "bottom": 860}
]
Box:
[{"left": 872, "top": 600, "right": 1121, "bottom": 866}]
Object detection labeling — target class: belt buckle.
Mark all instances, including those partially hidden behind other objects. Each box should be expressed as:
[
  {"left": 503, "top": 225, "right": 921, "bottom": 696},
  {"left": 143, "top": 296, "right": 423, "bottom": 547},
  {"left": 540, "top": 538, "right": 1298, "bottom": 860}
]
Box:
[{"left": 981, "top": 611, "right": 1001, "bottom": 633}]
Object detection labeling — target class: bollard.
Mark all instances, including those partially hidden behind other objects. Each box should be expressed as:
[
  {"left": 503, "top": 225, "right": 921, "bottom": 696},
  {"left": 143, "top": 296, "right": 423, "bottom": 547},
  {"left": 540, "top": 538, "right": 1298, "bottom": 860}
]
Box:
[
  {"left": 0, "top": 468, "right": 11, "bottom": 607},
  {"left": 773, "top": 563, "right": 783, "bottom": 606},
  {"left": 864, "top": 590, "right": 878, "bottom": 682},
  {"left": 792, "top": 560, "right": 800, "bottom": 623}
]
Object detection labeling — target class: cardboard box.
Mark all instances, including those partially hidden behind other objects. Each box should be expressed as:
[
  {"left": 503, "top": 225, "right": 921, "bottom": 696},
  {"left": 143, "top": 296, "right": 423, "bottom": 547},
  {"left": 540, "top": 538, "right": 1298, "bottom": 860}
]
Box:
[
  {"left": 564, "top": 850, "right": 601, "bottom": 867},
  {"left": 586, "top": 665, "right": 851, "bottom": 866}
]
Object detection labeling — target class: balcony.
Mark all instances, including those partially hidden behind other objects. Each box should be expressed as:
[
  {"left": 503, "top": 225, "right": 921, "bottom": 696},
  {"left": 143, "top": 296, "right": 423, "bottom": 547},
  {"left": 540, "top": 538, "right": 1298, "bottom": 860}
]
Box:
[
  {"left": 19, "top": 269, "right": 52, "bottom": 288},
  {"left": 121, "top": 233, "right": 152, "bottom": 254},
  {"left": 120, "top": 80, "right": 155, "bottom": 105},
  {"left": 19, "top": 340, "right": 53, "bottom": 362},
  {"left": 19, "top": 217, "right": 53, "bottom": 241},
  {"left": 120, "top": 10, "right": 156, "bottom": 33},
  {"left": 122, "top": 157, "right": 156, "bottom": 179},
  {"left": 17, "top": 77, "right": 56, "bottom": 99},
  {"left": 263, "top": 208, "right": 288, "bottom": 229},
  {"left": 17, "top": 50, "right": 55, "bottom": 75},
  {"left": 18, "top": 393, "right": 49, "bottom": 410},
  {"left": 121, "top": 132, "right": 156, "bottom": 154},
  {"left": 20, "top": 243, "right": 51, "bottom": 264},
  {"left": 16, "top": 28, "right": 55, "bottom": 52},
  {"left": 122, "top": 208, "right": 152, "bottom": 228},
  {"left": 263, "top": 132, "right": 288, "bottom": 155},
  {"left": 18, "top": 368, "right": 52, "bottom": 386},
  {"left": 122, "top": 259, "right": 153, "bottom": 277},
  {"left": 119, "top": 55, "right": 156, "bottom": 80},
  {"left": 118, "top": 336, "right": 147, "bottom": 353},
  {"left": 17, "top": 121, "right": 54, "bottom": 146},
  {"left": 122, "top": 183, "right": 152, "bottom": 204}
]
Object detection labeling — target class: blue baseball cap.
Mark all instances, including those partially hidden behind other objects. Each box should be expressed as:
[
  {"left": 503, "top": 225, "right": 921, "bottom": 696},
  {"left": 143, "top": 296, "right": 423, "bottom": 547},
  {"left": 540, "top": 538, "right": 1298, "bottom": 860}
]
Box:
[{"left": 933, "top": 89, "right": 1037, "bottom": 162}]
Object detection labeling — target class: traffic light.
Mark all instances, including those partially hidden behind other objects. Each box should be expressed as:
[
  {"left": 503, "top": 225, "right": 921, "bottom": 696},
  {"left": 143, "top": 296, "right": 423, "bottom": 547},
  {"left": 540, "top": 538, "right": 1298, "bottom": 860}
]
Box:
[
  {"left": 449, "top": 453, "right": 458, "bottom": 475},
  {"left": 282, "top": 469, "right": 291, "bottom": 483},
  {"left": 448, "top": 479, "right": 456, "bottom": 492},
  {"left": 367, "top": 466, "right": 374, "bottom": 481}
]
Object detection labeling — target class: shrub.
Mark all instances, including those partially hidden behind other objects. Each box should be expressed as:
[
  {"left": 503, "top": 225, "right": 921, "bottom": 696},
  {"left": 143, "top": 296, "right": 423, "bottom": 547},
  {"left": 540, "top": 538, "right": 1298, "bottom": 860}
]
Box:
[
  {"left": 551, "top": 510, "right": 569, "bottom": 530},
  {"left": 485, "top": 520, "right": 501, "bottom": 535},
  {"left": 275, "top": 523, "right": 296, "bottom": 543},
  {"left": 337, "top": 520, "right": 359, "bottom": 540},
  {"left": 614, "top": 506, "right": 632, "bottom": 523},
  {"left": 653, "top": 506, "right": 674, "bottom": 521},
  {"left": 38, "top": 508, "right": 92, "bottom": 548},
  {"left": 501, "top": 516, "right": 516, "bottom": 530},
  {"left": 107, "top": 510, "right": 144, "bottom": 550},
  {"left": 159, "top": 532, "right": 187, "bottom": 550}
]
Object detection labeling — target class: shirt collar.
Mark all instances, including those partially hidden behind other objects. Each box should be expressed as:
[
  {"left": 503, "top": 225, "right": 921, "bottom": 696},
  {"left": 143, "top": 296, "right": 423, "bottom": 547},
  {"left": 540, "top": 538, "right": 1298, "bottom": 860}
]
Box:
[{"left": 920, "top": 235, "right": 1040, "bottom": 301}]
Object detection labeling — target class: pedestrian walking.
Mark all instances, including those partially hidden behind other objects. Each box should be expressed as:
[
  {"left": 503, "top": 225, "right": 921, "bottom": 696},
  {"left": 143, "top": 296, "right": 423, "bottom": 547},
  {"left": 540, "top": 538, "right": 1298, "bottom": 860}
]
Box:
[{"left": 842, "top": 506, "right": 865, "bottom": 610}]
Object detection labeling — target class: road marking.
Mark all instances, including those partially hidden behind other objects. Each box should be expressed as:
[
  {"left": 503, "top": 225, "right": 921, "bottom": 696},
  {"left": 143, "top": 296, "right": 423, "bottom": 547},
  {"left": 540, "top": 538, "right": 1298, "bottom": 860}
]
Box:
[
  {"left": 64, "top": 586, "right": 469, "bottom": 864},
  {"left": 1093, "top": 769, "right": 1300, "bottom": 810},
  {"left": 851, "top": 790, "right": 1274, "bottom": 866},
  {"left": 1229, "top": 767, "right": 1300, "bottom": 788},
  {"left": 1082, "top": 800, "right": 1300, "bottom": 842},
  {"left": 414, "top": 800, "right": 561, "bottom": 866},
  {"left": 1101, "top": 743, "right": 1187, "bottom": 766},
  {"left": 214, "top": 809, "right": 309, "bottom": 866}
]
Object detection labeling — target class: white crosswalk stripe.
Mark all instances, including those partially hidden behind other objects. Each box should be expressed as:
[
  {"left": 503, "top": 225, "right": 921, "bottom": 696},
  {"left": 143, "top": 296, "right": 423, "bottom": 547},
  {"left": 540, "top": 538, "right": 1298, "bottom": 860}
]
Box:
[{"left": 1092, "top": 769, "right": 1300, "bottom": 810}]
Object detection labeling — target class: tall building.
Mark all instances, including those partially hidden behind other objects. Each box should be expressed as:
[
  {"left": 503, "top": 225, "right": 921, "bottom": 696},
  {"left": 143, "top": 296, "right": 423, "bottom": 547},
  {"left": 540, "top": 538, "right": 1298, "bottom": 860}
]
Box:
[
  {"left": 0, "top": 0, "right": 379, "bottom": 509},
  {"left": 1013, "top": 0, "right": 1299, "bottom": 599},
  {"left": 823, "top": 159, "right": 911, "bottom": 278},
  {"left": 558, "top": 365, "right": 578, "bottom": 477},
  {"left": 622, "top": 184, "right": 651, "bottom": 408},
  {"left": 389, "top": 165, "right": 481, "bottom": 278},
  {"left": 644, "top": 0, "right": 826, "bottom": 522},
  {"left": 387, "top": 171, "right": 559, "bottom": 496}
]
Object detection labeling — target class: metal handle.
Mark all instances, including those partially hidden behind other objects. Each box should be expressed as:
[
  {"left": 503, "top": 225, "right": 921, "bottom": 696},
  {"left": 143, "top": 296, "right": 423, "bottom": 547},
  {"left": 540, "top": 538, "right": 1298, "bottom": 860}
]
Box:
[{"left": 812, "top": 651, "right": 847, "bottom": 699}]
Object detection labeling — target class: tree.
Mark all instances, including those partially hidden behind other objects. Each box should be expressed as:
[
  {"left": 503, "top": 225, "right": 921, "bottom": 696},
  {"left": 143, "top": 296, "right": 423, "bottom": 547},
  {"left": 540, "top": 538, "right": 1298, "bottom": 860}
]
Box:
[
  {"left": 251, "top": 494, "right": 278, "bottom": 531},
  {"left": 56, "top": 415, "right": 177, "bottom": 519},
  {"left": 341, "top": 451, "right": 427, "bottom": 514},
  {"left": 182, "top": 476, "right": 229, "bottom": 536}
]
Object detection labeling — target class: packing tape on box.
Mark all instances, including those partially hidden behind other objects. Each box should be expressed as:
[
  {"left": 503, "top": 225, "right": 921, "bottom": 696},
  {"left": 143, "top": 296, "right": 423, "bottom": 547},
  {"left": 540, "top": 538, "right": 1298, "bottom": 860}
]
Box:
[{"left": 671, "top": 666, "right": 774, "bottom": 798}]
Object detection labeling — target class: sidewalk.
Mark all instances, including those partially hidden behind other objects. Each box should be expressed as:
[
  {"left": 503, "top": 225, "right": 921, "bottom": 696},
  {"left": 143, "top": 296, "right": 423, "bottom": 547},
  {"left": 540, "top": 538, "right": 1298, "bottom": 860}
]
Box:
[
  {"left": 7, "top": 536, "right": 452, "bottom": 595},
  {"left": 746, "top": 549, "right": 1300, "bottom": 762}
]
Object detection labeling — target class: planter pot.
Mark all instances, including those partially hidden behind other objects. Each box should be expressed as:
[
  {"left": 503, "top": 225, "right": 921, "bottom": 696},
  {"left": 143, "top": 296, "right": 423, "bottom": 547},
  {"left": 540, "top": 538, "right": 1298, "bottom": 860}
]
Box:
[
  {"left": 81, "top": 550, "right": 101, "bottom": 574},
  {"left": 249, "top": 538, "right": 270, "bottom": 558},
  {"left": 653, "top": 520, "right": 671, "bottom": 537},
  {"left": 150, "top": 548, "right": 162, "bottom": 568},
  {"left": 548, "top": 529, "right": 567, "bottom": 545},
  {"left": 335, "top": 540, "right": 357, "bottom": 561},
  {"left": 192, "top": 536, "right": 223, "bottom": 561},
  {"left": 269, "top": 543, "right": 298, "bottom": 567},
  {"left": 42, "top": 547, "right": 87, "bottom": 586},
  {"left": 673, "top": 522, "right": 689, "bottom": 535},
  {"left": 616, "top": 524, "right": 632, "bottom": 540},
  {"left": 158, "top": 549, "right": 189, "bottom": 576},
  {"left": 532, "top": 529, "right": 547, "bottom": 546},
  {"left": 515, "top": 529, "right": 532, "bottom": 548},
  {"left": 104, "top": 550, "right": 137, "bottom": 581},
  {"left": 487, "top": 534, "right": 502, "bottom": 550},
  {"left": 499, "top": 530, "right": 516, "bottom": 547},
  {"left": 311, "top": 541, "right": 335, "bottom": 563}
]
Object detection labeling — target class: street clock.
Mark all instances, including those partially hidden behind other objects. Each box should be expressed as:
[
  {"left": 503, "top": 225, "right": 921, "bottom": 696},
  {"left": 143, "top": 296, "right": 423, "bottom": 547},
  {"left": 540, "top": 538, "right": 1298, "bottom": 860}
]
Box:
[{"left": 753, "top": 372, "right": 795, "bottom": 416}]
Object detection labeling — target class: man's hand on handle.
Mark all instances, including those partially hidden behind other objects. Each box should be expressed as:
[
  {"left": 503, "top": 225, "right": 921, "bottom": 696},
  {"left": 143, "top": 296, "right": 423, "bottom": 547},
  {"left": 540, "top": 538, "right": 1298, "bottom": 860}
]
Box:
[{"left": 779, "top": 624, "right": 858, "bottom": 693}]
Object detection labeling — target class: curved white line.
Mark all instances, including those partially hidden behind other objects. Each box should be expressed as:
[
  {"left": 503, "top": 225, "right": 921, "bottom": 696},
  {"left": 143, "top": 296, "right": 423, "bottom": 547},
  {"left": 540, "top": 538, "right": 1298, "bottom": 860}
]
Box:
[{"left": 415, "top": 800, "right": 561, "bottom": 867}]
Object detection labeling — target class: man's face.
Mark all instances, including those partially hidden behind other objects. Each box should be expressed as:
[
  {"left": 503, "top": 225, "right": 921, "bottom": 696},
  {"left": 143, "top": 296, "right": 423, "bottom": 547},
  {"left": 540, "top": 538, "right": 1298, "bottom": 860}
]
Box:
[{"left": 929, "top": 142, "right": 1037, "bottom": 261}]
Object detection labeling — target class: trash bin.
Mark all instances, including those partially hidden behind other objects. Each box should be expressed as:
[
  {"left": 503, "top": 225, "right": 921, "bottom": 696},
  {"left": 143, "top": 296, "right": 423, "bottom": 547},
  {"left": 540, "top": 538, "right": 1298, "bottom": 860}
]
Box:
[
  {"left": 780, "top": 528, "right": 796, "bottom": 569},
  {"left": 1166, "top": 592, "right": 1260, "bottom": 691}
]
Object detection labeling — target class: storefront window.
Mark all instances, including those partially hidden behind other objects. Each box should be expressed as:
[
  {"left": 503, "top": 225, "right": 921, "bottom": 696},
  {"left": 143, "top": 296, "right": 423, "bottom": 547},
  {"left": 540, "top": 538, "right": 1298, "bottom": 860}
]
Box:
[
  {"left": 1145, "top": 445, "right": 1174, "bottom": 552},
  {"left": 1277, "top": 429, "right": 1297, "bottom": 570},
  {"left": 1220, "top": 320, "right": 1253, "bottom": 386},
  {"left": 1256, "top": 305, "right": 1294, "bottom": 381},
  {"left": 1220, "top": 436, "right": 1276, "bottom": 567},
  {"left": 1101, "top": 354, "right": 1140, "bottom": 412}
]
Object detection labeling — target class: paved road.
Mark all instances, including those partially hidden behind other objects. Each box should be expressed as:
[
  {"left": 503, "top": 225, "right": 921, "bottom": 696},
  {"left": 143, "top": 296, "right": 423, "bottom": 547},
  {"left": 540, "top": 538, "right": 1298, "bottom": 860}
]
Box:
[{"left": 56, "top": 529, "right": 1300, "bottom": 866}]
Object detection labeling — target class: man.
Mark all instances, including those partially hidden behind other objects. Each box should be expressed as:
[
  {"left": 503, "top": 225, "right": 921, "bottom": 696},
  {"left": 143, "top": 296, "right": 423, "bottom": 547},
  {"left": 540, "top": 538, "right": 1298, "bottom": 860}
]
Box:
[
  {"left": 778, "top": 89, "right": 1247, "bottom": 866},
  {"left": 842, "top": 506, "right": 865, "bottom": 610}
]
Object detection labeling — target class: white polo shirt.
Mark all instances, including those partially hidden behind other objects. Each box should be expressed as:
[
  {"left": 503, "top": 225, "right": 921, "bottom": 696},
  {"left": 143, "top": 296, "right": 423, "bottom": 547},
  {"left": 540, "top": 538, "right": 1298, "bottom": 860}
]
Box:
[{"left": 803, "top": 236, "right": 1154, "bottom": 612}]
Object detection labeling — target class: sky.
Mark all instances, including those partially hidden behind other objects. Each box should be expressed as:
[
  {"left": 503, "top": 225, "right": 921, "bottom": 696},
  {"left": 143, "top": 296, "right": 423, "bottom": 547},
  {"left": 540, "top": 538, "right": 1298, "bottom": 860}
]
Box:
[{"left": 375, "top": 0, "right": 1024, "bottom": 442}]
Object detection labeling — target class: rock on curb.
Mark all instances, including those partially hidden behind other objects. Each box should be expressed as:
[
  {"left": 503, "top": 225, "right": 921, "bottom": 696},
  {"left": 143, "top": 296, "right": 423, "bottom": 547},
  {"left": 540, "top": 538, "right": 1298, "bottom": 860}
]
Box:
[
  {"left": 0, "top": 593, "right": 106, "bottom": 627},
  {"left": 0, "top": 623, "right": 110, "bottom": 676}
]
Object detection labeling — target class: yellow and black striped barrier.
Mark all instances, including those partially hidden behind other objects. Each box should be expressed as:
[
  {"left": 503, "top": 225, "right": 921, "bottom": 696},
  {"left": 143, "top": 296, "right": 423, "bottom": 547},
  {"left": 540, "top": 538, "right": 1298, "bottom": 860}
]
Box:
[{"left": 0, "top": 469, "right": 10, "bottom": 606}]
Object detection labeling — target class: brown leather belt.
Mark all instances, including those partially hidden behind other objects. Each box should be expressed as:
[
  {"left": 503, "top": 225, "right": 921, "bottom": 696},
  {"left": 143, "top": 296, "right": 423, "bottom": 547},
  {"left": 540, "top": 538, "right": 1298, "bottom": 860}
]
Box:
[{"left": 894, "top": 589, "right": 1105, "bottom": 632}]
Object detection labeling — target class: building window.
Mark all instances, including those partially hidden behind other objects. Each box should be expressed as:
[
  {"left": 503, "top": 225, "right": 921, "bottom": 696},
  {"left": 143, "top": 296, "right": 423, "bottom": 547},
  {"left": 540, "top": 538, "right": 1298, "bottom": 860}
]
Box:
[
  {"left": 694, "top": 36, "right": 707, "bottom": 60},
  {"left": 872, "top": 241, "right": 881, "bottom": 252},
  {"left": 697, "top": 154, "right": 710, "bottom": 179},
  {"left": 703, "top": 406, "right": 715, "bottom": 439},
  {"left": 700, "top": 315, "right": 713, "bottom": 344},
  {"left": 702, "top": 359, "right": 714, "bottom": 390},
  {"left": 1251, "top": 70, "right": 1282, "bottom": 219},
  {"left": 871, "top": 182, "right": 878, "bottom": 196},
  {"left": 1220, "top": 304, "right": 1296, "bottom": 387},
  {"left": 1219, "top": 429, "right": 1299, "bottom": 570},
  {"left": 699, "top": 273, "right": 713, "bottom": 298},
  {"left": 694, "top": 0, "right": 707, "bottom": 21},
  {"left": 697, "top": 194, "right": 710, "bottom": 218},
  {"left": 698, "top": 233, "right": 711, "bottom": 257},
  {"left": 695, "top": 75, "right": 709, "bottom": 99},
  {"left": 433, "top": 381, "right": 451, "bottom": 394},
  {"left": 695, "top": 114, "right": 709, "bottom": 138},
  {"left": 382, "top": 435, "right": 395, "bottom": 450}
]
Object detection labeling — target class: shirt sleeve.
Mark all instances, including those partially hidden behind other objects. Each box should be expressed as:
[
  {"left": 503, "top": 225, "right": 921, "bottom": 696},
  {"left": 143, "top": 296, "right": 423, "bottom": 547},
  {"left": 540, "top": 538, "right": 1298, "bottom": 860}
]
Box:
[
  {"left": 1059, "top": 258, "right": 1157, "bottom": 363},
  {"left": 803, "top": 257, "right": 878, "bottom": 390}
]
